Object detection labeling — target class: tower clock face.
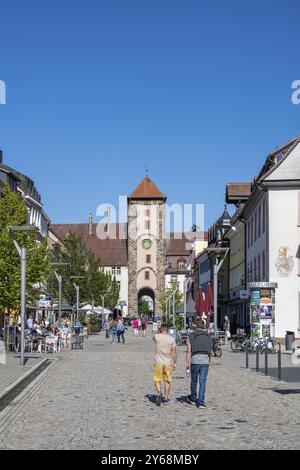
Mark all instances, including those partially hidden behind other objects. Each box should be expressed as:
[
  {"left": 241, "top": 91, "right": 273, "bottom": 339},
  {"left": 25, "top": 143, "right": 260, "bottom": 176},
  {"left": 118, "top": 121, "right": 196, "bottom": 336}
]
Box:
[{"left": 142, "top": 239, "right": 152, "bottom": 250}]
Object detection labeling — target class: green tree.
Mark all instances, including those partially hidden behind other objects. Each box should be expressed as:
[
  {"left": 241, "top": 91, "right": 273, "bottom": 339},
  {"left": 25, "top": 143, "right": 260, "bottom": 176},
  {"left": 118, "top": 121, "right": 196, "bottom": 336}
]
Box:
[
  {"left": 105, "top": 276, "right": 120, "bottom": 311},
  {"left": 159, "top": 284, "right": 183, "bottom": 324},
  {"left": 50, "top": 231, "right": 119, "bottom": 310},
  {"left": 0, "top": 184, "right": 51, "bottom": 319},
  {"left": 138, "top": 298, "right": 149, "bottom": 316}
]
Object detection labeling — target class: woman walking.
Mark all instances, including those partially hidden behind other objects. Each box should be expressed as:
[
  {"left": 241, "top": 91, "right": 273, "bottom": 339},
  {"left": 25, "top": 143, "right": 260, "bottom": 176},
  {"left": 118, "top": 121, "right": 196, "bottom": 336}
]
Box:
[
  {"left": 110, "top": 319, "right": 117, "bottom": 343},
  {"left": 117, "top": 319, "right": 126, "bottom": 343},
  {"left": 133, "top": 318, "right": 139, "bottom": 337},
  {"left": 141, "top": 318, "right": 147, "bottom": 337}
]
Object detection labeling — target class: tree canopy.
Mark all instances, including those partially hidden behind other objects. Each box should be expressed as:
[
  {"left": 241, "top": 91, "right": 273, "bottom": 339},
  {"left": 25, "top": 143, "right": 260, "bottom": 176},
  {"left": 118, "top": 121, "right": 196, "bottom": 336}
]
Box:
[
  {"left": 0, "top": 184, "right": 51, "bottom": 315},
  {"left": 50, "top": 231, "right": 119, "bottom": 310}
]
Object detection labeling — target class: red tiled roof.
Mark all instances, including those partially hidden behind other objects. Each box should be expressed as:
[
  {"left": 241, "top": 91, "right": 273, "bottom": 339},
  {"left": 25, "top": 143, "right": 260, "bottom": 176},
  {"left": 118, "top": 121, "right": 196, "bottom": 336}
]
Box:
[
  {"left": 52, "top": 223, "right": 128, "bottom": 266},
  {"left": 226, "top": 183, "right": 252, "bottom": 203},
  {"left": 129, "top": 176, "right": 165, "bottom": 200},
  {"left": 52, "top": 223, "right": 206, "bottom": 267}
]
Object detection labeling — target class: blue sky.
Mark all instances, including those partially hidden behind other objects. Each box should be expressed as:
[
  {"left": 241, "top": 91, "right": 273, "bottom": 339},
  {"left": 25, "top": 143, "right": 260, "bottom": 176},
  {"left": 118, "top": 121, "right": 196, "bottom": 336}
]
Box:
[{"left": 0, "top": 0, "right": 300, "bottom": 229}]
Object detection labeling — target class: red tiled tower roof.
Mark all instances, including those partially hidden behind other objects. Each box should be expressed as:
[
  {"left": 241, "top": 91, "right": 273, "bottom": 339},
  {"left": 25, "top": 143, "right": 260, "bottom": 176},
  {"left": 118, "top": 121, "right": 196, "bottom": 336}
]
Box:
[{"left": 129, "top": 176, "right": 166, "bottom": 200}]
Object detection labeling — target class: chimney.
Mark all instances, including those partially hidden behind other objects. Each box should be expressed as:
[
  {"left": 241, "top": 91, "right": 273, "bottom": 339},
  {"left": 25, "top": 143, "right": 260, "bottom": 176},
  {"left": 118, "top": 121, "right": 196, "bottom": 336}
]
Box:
[
  {"left": 0, "top": 150, "right": 3, "bottom": 164},
  {"left": 88, "top": 212, "right": 93, "bottom": 236}
]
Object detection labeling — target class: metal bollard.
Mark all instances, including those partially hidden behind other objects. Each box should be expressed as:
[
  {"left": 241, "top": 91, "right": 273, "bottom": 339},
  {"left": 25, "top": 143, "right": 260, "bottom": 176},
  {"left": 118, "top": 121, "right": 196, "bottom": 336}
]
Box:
[
  {"left": 246, "top": 343, "right": 249, "bottom": 369},
  {"left": 256, "top": 346, "right": 259, "bottom": 372},
  {"left": 278, "top": 345, "right": 282, "bottom": 381},
  {"left": 264, "top": 346, "right": 268, "bottom": 376}
]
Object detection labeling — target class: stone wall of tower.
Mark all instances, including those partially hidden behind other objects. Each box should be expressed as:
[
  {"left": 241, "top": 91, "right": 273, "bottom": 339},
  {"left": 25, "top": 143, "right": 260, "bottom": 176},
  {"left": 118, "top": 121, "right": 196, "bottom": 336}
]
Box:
[
  {"left": 127, "top": 203, "right": 138, "bottom": 315},
  {"left": 127, "top": 199, "right": 166, "bottom": 316},
  {"left": 154, "top": 202, "right": 166, "bottom": 315}
]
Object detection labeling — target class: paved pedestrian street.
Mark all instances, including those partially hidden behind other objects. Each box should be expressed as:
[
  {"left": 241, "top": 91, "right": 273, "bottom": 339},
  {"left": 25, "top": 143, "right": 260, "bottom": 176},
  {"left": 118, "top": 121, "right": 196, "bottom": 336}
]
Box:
[{"left": 0, "top": 332, "right": 300, "bottom": 450}]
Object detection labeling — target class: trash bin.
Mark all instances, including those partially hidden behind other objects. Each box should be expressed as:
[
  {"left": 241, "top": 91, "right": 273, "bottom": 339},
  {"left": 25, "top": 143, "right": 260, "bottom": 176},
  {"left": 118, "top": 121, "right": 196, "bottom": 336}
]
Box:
[{"left": 285, "top": 331, "right": 295, "bottom": 351}]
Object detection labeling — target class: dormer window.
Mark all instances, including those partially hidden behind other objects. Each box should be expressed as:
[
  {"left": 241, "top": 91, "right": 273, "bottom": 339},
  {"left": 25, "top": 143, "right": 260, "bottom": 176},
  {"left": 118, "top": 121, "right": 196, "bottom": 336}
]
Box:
[{"left": 178, "top": 260, "right": 186, "bottom": 271}]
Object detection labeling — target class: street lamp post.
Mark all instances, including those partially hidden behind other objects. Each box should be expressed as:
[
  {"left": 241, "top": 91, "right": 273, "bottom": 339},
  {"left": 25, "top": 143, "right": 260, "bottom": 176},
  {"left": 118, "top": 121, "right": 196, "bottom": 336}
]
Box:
[
  {"left": 172, "top": 289, "right": 176, "bottom": 327},
  {"left": 50, "top": 263, "right": 70, "bottom": 326},
  {"left": 7, "top": 225, "right": 37, "bottom": 366},
  {"left": 70, "top": 276, "right": 84, "bottom": 325},
  {"left": 183, "top": 277, "right": 192, "bottom": 331}
]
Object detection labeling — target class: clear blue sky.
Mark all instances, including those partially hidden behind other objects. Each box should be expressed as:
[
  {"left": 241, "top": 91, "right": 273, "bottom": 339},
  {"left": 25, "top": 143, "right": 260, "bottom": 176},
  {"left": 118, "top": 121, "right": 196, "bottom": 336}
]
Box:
[{"left": 0, "top": 0, "right": 300, "bottom": 229}]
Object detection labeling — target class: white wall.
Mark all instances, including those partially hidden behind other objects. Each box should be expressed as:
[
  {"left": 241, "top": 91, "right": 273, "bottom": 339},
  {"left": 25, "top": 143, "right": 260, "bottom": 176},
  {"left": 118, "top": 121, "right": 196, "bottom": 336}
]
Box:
[
  {"left": 269, "top": 189, "right": 300, "bottom": 338},
  {"left": 165, "top": 274, "right": 186, "bottom": 296},
  {"left": 246, "top": 193, "right": 267, "bottom": 282},
  {"left": 104, "top": 266, "right": 128, "bottom": 315}
]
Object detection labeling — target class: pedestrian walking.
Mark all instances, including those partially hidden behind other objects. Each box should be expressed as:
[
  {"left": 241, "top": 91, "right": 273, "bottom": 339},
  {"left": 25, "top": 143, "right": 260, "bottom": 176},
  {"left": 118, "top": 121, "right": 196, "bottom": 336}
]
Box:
[
  {"left": 110, "top": 319, "right": 117, "bottom": 343},
  {"left": 105, "top": 319, "right": 110, "bottom": 338},
  {"left": 186, "top": 318, "right": 212, "bottom": 409},
  {"left": 153, "top": 322, "right": 177, "bottom": 406},
  {"left": 117, "top": 319, "right": 125, "bottom": 343},
  {"left": 133, "top": 318, "right": 139, "bottom": 336},
  {"left": 141, "top": 318, "right": 147, "bottom": 337},
  {"left": 223, "top": 315, "right": 231, "bottom": 341}
]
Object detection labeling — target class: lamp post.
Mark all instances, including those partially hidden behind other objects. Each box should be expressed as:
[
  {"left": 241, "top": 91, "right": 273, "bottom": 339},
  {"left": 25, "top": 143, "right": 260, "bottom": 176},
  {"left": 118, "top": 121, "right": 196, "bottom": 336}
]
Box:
[
  {"left": 183, "top": 276, "right": 192, "bottom": 331},
  {"left": 50, "top": 263, "right": 70, "bottom": 326},
  {"left": 7, "top": 225, "right": 37, "bottom": 366},
  {"left": 70, "top": 276, "right": 84, "bottom": 325}
]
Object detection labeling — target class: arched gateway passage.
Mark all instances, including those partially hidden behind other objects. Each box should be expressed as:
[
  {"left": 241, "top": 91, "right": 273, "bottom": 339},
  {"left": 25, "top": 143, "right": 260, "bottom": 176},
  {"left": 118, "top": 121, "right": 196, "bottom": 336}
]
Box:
[{"left": 138, "top": 287, "right": 155, "bottom": 320}]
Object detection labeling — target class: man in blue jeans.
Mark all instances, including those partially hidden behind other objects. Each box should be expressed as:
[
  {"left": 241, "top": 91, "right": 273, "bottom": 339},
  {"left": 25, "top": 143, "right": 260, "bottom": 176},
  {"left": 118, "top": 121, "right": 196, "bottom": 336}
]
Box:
[{"left": 186, "top": 318, "right": 212, "bottom": 409}]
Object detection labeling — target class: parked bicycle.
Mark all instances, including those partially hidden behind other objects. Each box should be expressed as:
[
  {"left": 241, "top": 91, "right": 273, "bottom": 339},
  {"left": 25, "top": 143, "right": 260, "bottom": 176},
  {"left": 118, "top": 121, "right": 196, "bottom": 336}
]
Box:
[
  {"left": 231, "top": 334, "right": 249, "bottom": 352},
  {"left": 254, "top": 336, "right": 280, "bottom": 354}
]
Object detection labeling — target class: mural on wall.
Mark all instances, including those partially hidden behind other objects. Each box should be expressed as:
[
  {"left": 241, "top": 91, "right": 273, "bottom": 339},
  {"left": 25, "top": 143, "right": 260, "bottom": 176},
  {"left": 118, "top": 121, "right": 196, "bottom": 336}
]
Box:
[{"left": 275, "top": 246, "right": 294, "bottom": 277}]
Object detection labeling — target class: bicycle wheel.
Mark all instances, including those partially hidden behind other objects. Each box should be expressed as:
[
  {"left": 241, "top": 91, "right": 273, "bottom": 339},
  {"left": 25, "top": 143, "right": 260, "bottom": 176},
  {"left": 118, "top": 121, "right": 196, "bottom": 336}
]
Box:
[
  {"left": 231, "top": 339, "right": 238, "bottom": 351},
  {"left": 267, "top": 339, "right": 280, "bottom": 354},
  {"left": 215, "top": 345, "right": 222, "bottom": 357}
]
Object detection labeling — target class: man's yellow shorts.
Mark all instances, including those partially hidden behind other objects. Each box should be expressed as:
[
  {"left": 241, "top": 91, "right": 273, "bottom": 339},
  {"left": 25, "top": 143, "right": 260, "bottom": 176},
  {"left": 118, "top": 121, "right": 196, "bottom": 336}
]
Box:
[{"left": 153, "top": 365, "right": 173, "bottom": 383}]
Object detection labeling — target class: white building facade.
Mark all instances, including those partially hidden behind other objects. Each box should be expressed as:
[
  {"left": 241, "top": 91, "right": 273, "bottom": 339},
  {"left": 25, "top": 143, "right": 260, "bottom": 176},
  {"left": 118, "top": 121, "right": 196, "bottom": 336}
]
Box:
[{"left": 244, "top": 137, "right": 300, "bottom": 339}]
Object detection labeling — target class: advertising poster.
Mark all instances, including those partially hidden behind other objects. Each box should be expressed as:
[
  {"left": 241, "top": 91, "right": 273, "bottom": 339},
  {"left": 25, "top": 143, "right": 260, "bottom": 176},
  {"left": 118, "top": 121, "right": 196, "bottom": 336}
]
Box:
[{"left": 249, "top": 285, "right": 276, "bottom": 339}]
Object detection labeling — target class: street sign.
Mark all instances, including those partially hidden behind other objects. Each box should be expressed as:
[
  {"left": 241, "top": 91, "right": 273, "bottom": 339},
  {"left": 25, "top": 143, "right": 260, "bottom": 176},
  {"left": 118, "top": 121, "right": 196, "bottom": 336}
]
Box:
[
  {"left": 240, "top": 290, "right": 250, "bottom": 300},
  {"left": 248, "top": 282, "right": 278, "bottom": 289}
]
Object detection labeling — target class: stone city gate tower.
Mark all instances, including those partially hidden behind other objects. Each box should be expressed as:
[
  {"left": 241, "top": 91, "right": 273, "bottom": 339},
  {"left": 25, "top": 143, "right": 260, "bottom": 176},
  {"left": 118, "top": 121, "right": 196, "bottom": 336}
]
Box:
[{"left": 127, "top": 176, "right": 166, "bottom": 316}]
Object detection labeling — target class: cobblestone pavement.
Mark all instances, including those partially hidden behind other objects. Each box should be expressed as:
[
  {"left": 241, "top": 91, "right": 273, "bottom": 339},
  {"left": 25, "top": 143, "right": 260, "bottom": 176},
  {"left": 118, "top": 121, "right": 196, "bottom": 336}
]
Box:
[
  {"left": 0, "top": 354, "right": 44, "bottom": 394},
  {"left": 1, "top": 332, "right": 300, "bottom": 450}
]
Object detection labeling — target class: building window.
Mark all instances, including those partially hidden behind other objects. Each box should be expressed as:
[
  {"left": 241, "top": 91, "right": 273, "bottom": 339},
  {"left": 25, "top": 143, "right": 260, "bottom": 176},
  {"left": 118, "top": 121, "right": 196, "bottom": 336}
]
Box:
[
  {"left": 117, "top": 281, "right": 121, "bottom": 288},
  {"left": 171, "top": 275, "right": 178, "bottom": 283},
  {"left": 258, "top": 254, "right": 261, "bottom": 281},
  {"left": 262, "top": 250, "right": 266, "bottom": 280},
  {"left": 145, "top": 220, "right": 150, "bottom": 230},
  {"left": 262, "top": 200, "right": 266, "bottom": 233},
  {"left": 178, "top": 260, "right": 186, "bottom": 271},
  {"left": 145, "top": 209, "right": 150, "bottom": 217},
  {"left": 250, "top": 261, "right": 253, "bottom": 281},
  {"left": 258, "top": 205, "right": 261, "bottom": 238},
  {"left": 112, "top": 267, "right": 116, "bottom": 275},
  {"left": 116, "top": 267, "right": 121, "bottom": 275},
  {"left": 254, "top": 257, "right": 257, "bottom": 281},
  {"left": 218, "top": 280, "right": 222, "bottom": 297},
  {"left": 146, "top": 254, "right": 151, "bottom": 264},
  {"left": 145, "top": 271, "right": 150, "bottom": 280},
  {"left": 250, "top": 217, "right": 253, "bottom": 246},
  {"left": 254, "top": 211, "right": 257, "bottom": 241}
]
